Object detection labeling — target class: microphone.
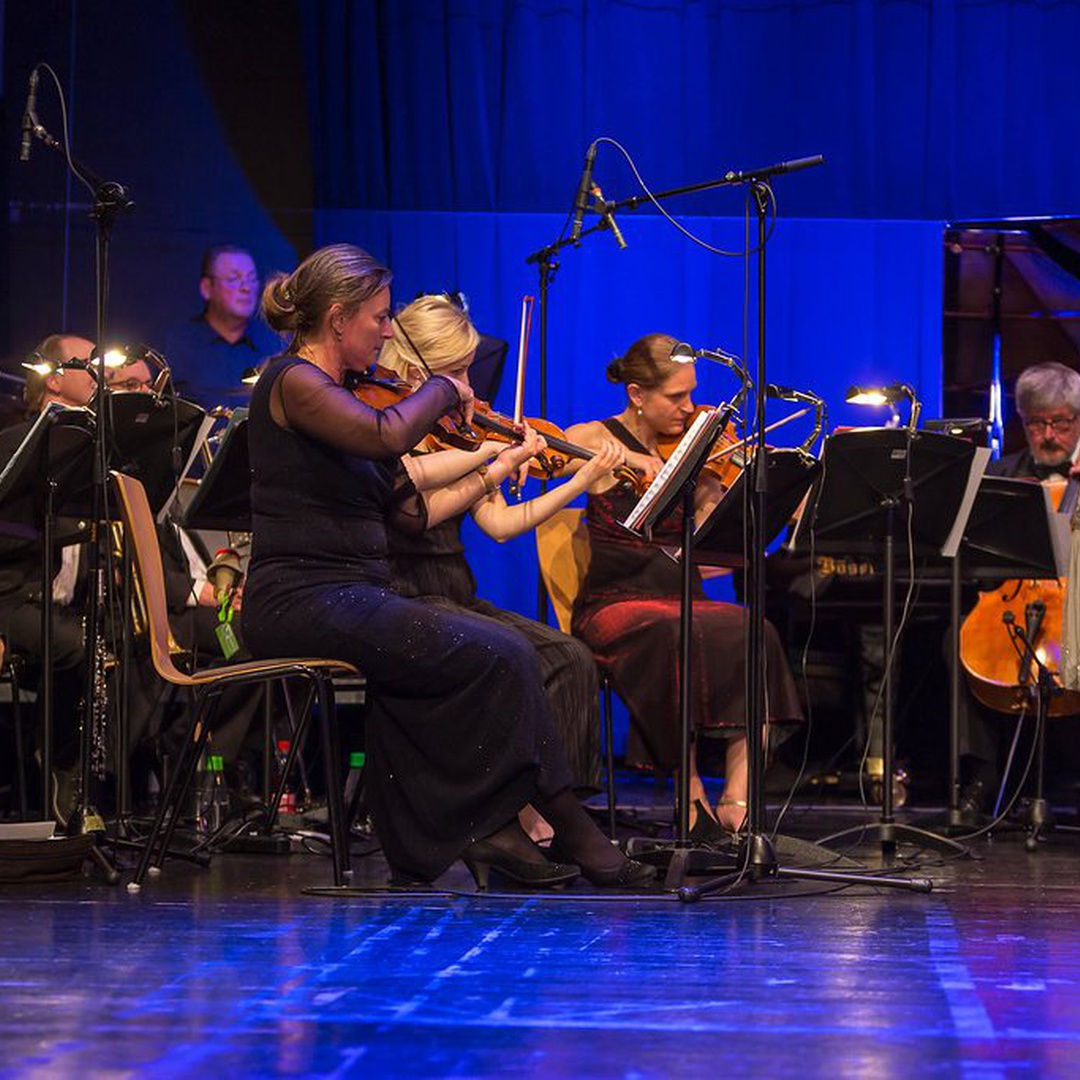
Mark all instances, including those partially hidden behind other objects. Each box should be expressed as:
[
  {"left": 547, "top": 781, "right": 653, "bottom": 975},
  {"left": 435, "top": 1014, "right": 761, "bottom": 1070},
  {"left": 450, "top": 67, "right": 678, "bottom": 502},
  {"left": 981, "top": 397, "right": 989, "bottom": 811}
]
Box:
[
  {"left": 766, "top": 384, "right": 823, "bottom": 406},
  {"left": 1019, "top": 601, "right": 1046, "bottom": 685},
  {"left": 591, "top": 183, "right": 627, "bottom": 250},
  {"left": 206, "top": 548, "right": 242, "bottom": 605},
  {"left": 570, "top": 143, "right": 597, "bottom": 243},
  {"left": 723, "top": 154, "right": 825, "bottom": 185},
  {"left": 20, "top": 69, "right": 39, "bottom": 163}
]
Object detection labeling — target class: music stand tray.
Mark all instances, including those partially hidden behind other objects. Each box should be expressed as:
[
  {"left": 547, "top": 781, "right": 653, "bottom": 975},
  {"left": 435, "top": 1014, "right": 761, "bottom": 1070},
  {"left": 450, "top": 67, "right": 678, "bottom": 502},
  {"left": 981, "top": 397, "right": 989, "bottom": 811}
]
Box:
[
  {"left": 961, "top": 475, "right": 1067, "bottom": 581},
  {"left": 688, "top": 448, "right": 820, "bottom": 567},
  {"left": 180, "top": 409, "right": 250, "bottom": 532},
  {"left": 105, "top": 393, "right": 207, "bottom": 517},
  {"left": 793, "top": 427, "right": 980, "bottom": 557},
  {"left": 0, "top": 405, "right": 96, "bottom": 539}
]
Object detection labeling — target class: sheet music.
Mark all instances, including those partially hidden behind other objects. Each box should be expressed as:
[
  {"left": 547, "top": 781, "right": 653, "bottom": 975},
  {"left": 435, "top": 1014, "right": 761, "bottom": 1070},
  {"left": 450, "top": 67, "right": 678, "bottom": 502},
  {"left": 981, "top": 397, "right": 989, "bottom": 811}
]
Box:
[
  {"left": 621, "top": 407, "right": 722, "bottom": 534},
  {"left": 156, "top": 413, "right": 217, "bottom": 523},
  {"left": 940, "top": 446, "right": 991, "bottom": 559},
  {"left": 1050, "top": 484, "right": 1073, "bottom": 578}
]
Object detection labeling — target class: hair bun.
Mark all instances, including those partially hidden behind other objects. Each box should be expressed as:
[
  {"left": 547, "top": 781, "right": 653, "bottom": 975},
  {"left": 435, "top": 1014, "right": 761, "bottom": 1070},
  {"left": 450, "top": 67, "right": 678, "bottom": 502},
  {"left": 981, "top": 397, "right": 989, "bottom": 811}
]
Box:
[
  {"left": 605, "top": 355, "right": 624, "bottom": 383},
  {"left": 261, "top": 273, "right": 299, "bottom": 332}
]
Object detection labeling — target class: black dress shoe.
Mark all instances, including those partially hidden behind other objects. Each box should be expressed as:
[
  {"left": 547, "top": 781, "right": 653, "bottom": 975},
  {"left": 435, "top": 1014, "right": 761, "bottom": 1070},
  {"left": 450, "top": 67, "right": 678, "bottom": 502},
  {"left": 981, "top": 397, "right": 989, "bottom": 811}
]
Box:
[
  {"left": 546, "top": 838, "right": 657, "bottom": 889},
  {"left": 461, "top": 838, "right": 580, "bottom": 891},
  {"left": 688, "top": 799, "right": 730, "bottom": 848}
]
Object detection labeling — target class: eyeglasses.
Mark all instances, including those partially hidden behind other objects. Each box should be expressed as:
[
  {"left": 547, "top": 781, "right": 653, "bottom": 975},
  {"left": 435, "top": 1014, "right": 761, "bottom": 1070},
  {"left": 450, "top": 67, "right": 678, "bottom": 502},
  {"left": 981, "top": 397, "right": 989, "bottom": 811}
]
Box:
[
  {"left": 209, "top": 274, "right": 259, "bottom": 290},
  {"left": 1023, "top": 415, "right": 1078, "bottom": 434},
  {"left": 109, "top": 377, "right": 152, "bottom": 392}
]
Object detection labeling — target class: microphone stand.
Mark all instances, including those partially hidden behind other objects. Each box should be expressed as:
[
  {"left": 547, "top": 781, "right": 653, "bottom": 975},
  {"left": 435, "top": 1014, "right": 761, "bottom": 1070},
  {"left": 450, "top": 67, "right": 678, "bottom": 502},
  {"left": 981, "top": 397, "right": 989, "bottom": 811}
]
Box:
[
  {"left": 28, "top": 93, "right": 133, "bottom": 884},
  {"left": 1003, "top": 608, "right": 1080, "bottom": 850},
  {"left": 524, "top": 154, "right": 823, "bottom": 625},
  {"left": 679, "top": 170, "right": 929, "bottom": 900}
]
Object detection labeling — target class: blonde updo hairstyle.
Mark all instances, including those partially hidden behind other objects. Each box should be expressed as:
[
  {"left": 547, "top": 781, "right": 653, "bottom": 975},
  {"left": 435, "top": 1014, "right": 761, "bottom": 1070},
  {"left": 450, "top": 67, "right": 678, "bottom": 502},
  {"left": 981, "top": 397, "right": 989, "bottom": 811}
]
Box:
[
  {"left": 605, "top": 332, "right": 683, "bottom": 396},
  {"left": 261, "top": 243, "right": 393, "bottom": 352},
  {"left": 378, "top": 295, "right": 480, "bottom": 382}
]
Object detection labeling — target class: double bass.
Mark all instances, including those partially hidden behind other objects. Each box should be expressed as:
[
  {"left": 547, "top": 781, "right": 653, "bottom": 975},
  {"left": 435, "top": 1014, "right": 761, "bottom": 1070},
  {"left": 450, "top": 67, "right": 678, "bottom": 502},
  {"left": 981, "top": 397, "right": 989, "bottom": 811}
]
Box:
[{"left": 959, "top": 476, "right": 1080, "bottom": 716}]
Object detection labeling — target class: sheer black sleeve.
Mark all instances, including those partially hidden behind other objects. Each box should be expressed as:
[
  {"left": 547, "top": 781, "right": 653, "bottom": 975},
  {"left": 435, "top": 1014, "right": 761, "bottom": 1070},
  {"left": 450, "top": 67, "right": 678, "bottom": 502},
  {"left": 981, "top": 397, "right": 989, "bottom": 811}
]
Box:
[
  {"left": 386, "top": 460, "right": 429, "bottom": 536},
  {"left": 273, "top": 362, "right": 460, "bottom": 459}
]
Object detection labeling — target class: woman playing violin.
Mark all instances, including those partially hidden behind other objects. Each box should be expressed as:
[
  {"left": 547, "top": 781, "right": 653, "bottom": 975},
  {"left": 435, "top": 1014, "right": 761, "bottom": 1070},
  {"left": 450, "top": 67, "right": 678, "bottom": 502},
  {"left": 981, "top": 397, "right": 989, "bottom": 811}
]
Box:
[
  {"left": 243, "top": 244, "right": 652, "bottom": 888},
  {"left": 378, "top": 294, "right": 628, "bottom": 831},
  {"left": 564, "top": 332, "right": 802, "bottom": 838}
]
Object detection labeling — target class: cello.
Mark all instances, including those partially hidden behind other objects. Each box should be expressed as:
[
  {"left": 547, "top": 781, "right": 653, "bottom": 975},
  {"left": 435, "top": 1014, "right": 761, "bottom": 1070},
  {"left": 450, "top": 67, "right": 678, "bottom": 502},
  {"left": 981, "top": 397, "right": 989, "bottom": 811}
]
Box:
[{"left": 959, "top": 476, "right": 1080, "bottom": 716}]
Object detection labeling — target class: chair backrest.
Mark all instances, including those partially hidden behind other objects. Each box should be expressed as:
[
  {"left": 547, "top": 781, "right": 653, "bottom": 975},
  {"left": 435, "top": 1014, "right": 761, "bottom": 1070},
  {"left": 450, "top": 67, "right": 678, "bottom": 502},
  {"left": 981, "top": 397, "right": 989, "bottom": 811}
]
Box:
[
  {"left": 112, "top": 471, "right": 194, "bottom": 687},
  {"left": 535, "top": 508, "right": 592, "bottom": 635}
]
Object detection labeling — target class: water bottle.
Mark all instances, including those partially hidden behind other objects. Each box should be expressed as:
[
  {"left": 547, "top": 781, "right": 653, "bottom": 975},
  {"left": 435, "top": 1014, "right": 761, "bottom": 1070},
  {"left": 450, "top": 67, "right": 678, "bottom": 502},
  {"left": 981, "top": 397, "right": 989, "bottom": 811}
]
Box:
[
  {"left": 343, "top": 751, "right": 366, "bottom": 830},
  {"left": 276, "top": 739, "right": 296, "bottom": 815},
  {"left": 210, "top": 754, "right": 230, "bottom": 830},
  {"left": 196, "top": 752, "right": 228, "bottom": 834}
]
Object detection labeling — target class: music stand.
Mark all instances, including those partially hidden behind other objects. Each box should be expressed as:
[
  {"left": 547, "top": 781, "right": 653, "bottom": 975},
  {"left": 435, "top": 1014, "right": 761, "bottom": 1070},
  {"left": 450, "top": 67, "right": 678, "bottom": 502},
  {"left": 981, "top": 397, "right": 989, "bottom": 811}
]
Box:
[
  {"left": 180, "top": 410, "right": 250, "bottom": 532},
  {"left": 794, "top": 427, "right": 985, "bottom": 855},
  {"left": 104, "top": 393, "right": 208, "bottom": 518},
  {"left": 0, "top": 406, "right": 95, "bottom": 820},
  {"left": 686, "top": 448, "right": 821, "bottom": 567},
  {"left": 104, "top": 394, "right": 207, "bottom": 827},
  {"left": 620, "top": 404, "right": 743, "bottom": 883}
]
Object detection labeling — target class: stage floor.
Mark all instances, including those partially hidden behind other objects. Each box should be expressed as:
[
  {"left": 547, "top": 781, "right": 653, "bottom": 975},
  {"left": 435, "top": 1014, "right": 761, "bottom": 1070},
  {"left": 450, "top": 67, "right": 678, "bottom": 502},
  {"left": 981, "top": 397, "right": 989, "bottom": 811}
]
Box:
[{"left": 2, "top": 797, "right": 1080, "bottom": 1078}]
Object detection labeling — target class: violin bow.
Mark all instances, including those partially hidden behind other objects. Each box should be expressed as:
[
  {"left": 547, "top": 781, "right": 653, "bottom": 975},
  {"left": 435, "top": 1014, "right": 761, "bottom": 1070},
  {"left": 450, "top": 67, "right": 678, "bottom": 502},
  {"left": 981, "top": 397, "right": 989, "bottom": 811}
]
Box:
[
  {"left": 512, "top": 295, "right": 535, "bottom": 427},
  {"left": 708, "top": 407, "right": 812, "bottom": 460}
]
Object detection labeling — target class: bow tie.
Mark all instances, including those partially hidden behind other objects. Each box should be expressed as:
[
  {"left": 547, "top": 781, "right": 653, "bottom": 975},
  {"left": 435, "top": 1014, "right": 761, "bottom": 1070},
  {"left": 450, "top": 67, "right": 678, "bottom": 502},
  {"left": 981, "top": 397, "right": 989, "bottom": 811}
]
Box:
[{"left": 1032, "top": 461, "right": 1073, "bottom": 481}]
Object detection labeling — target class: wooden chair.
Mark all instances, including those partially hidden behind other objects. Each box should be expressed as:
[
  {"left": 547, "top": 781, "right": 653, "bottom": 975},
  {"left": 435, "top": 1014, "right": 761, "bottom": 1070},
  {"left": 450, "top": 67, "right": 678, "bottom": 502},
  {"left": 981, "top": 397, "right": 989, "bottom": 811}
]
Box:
[
  {"left": 535, "top": 508, "right": 618, "bottom": 837},
  {"left": 112, "top": 471, "right": 360, "bottom": 890}
]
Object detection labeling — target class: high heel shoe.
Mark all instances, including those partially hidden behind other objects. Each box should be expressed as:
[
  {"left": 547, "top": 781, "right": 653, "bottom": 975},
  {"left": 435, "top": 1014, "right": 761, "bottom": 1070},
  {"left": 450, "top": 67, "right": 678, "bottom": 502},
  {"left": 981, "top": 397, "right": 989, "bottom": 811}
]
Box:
[
  {"left": 546, "top": 839, "right": 657, "bottom": 889},
  {"left": 687, "top": 798, "right": 729, "bottom": 847},
  {"left": 461, "top": 838, "right": 579, "bottom": 891}
]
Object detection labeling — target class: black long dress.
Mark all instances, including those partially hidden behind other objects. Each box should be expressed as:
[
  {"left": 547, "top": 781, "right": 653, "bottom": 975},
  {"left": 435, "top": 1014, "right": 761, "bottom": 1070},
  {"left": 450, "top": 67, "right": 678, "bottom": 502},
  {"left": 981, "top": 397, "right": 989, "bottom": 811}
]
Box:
[
  {"left": 571, "top": 418, "right": 802, "bottom": 772},
  {"left": 389, "top": 512, "right": 601, "bottom": 790},
  {"left": 242, "top": 357, "right": 572, "bottom": 880}
]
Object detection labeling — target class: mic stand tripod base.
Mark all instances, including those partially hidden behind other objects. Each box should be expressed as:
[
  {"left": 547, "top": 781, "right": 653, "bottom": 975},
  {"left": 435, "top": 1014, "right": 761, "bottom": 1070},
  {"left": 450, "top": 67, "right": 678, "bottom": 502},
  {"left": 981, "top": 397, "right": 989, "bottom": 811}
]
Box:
[
  {"left": 817, "top": 817, "right": 972, "bottom": 860},
  {"left": 678, "top": 829, "right": 934, "bottom": 902},
  {"left": 66, "top": 805, "right": 121, "bottom": 885}
]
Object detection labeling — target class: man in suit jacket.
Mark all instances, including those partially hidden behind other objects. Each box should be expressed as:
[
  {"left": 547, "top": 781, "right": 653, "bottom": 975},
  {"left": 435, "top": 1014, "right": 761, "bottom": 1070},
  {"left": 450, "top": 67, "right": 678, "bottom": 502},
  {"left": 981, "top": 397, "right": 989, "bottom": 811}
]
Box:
[{"left": 961, "top": 361, "right": 1080, "bottom": 814}]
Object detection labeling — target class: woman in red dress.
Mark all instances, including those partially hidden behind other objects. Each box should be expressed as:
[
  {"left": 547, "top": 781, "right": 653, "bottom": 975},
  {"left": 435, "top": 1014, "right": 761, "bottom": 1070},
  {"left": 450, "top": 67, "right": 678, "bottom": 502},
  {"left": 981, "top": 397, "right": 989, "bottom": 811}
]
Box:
[{"left": 566, "top": 333, "right": 802, "bottom": 837}]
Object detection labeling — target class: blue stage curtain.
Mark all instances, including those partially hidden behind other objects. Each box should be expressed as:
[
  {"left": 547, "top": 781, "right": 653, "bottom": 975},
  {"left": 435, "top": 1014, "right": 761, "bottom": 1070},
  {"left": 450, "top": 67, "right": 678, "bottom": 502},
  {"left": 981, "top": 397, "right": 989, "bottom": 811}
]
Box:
[{"left": 302, "top": 0, "right": 1080, "bottom": 219}]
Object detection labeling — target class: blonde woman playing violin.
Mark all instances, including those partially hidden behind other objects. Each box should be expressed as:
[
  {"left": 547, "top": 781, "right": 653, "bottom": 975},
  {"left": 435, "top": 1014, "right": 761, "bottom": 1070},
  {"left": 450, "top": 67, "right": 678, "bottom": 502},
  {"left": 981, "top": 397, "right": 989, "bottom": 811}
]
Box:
[{"left": 379, "top": 294, "right": 638, "bottom": 854}]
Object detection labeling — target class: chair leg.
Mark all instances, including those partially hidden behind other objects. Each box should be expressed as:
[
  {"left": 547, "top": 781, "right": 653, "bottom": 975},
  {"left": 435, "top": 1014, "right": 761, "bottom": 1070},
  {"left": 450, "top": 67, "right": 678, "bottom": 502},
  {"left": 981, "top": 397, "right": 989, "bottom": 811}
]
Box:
[
  {"left": 280, "top": 679, "right": 316, "bottom": 803},
  {"left": 602, "top": 674, "right": 616, "bottom": 840},
  {"left": 155, "top": 696, "right": 221, "bottom": 870},
  {"left": 130, "top": 691, "right": 215, "bottom": 888},
  {"left": 315, "top": 674, "right": 350, "bottom": 886},
  {"left": 265, "top": 680, "right": 317, "bottom": 833}
]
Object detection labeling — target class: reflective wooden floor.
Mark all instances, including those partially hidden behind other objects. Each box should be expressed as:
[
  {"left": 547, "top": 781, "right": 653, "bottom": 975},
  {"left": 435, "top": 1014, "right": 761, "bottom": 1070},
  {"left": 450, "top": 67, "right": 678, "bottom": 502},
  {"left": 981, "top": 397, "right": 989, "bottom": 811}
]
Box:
[{"left": 3, "top": 801, "right": 1080, "bottom": 1078}]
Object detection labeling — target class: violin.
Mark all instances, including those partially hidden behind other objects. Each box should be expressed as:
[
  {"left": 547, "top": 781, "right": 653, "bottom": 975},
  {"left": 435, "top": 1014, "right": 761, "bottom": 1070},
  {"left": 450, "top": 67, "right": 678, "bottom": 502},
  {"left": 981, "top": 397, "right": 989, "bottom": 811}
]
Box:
[
  {"left": 347, "top": 367, "right": 646, "bottom": 492},
  {"left": 960, "top": 476, "right": 1080, "bottom": 717}
]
